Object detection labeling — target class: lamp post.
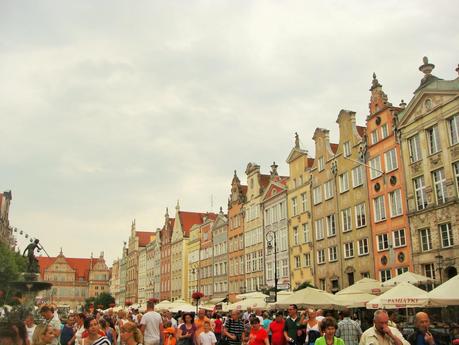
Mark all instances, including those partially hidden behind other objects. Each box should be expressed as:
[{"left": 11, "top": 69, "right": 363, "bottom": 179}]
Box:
[{"left": 266, "top": 231, "right": 277, "bottom": 302}]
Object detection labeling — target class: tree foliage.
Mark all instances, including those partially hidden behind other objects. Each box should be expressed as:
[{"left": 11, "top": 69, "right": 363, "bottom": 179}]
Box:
[
  {"left": 85, "top": 292, "right": 115, "bottom": 310},
  {"left": 0, "top": 242, "right": 27, "bottom": 306},
  {"left": 293, "top": 281, "right": 315, "bottom": 291}
]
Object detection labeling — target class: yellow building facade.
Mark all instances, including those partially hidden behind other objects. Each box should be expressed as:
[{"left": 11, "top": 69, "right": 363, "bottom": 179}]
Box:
[{"left": 286, "top": 134, "right": 315, "bottom": 289}]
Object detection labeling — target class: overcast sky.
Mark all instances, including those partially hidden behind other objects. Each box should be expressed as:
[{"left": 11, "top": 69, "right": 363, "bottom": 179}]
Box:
[{"left": 1, "top": 1, "right": 457, "bottom": 265}]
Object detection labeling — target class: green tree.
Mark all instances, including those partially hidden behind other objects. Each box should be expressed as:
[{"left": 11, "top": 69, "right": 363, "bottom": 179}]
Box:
[
  {"left": 293, "top": 281, "right": 315, "bottom": 291},
  {"left": 0, "top": 242, "right": 27, "bottom": 306},
  {"left": 85, "top": 292, "right": 115, "bottom": 310}
]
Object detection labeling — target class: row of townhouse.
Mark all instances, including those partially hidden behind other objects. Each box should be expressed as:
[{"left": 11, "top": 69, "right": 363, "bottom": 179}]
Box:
[{"left": 110, "top": 57, "right": 459, "bottom": 303}]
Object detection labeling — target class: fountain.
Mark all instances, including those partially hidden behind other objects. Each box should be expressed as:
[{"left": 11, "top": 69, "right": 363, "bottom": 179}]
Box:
[{"left": 2, "top": 239, "right": 52, "bottom": 321}]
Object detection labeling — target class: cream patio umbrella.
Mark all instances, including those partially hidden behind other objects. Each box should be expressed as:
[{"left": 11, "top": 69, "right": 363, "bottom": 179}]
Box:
[
  {"left": 170, "top": 300, "right": 196, "bottom": 313},
  {"left": 428, "top": 275, "right": 459, "bottom": 306},
  {"left": 274, "top": 287, "right": 345, "bottom": 309},
  {"left": 228, "top": 297, "right": 268, "bottom": 311},
  {"left": 236, "top": 292, "right": 269, "bottom": 300},
  {"left": 336, "top": 278, "right": 386, "bottom": 295},
  {"left": 155, "top": 300, "right": 174, "bottom": 310},
  {"left": 381, "top": 271, "right": 435, "bottom": 287},
  {"left": 366, "top": 282, "right": 430, "bottom": 309},
  {"left": 335, "top": 293, "right": 376, "bottom": 308}
]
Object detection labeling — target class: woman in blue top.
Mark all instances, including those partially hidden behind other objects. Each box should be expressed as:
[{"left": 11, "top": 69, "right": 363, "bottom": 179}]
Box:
[{"left": 314, "top": 317, "right": 344, "bottom": 345}]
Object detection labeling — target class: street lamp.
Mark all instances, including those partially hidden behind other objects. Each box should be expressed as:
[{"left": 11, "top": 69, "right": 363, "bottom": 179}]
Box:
[{"left": 266, "top": 231, "right": 277, "bottom": 302}]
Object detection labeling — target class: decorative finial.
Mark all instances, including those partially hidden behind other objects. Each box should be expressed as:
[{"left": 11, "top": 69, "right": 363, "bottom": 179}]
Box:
[
  {"left": 175, "top": 200, "right": 180, "bottom": 211},
  {"left": 165, "top": 207, "right": 169, "bottom": 218},
  {"left": 59, "top": 247, "right": 63, "bottom": 255},
  {"left": 419, "top": 56, "right": 435, "bottom": 75},
  {"left": 370, "top": 72, "right": 382, "bottom": 91},
  {"left": 219, "top": 206, "right": 223, "bottom": 214},
  {"left": 399, "top": 100, "right": 406, "bottom": 108},
  {"left": 294, "top": 132, "right": 299, "bottom": 148},
  {"left": 270, "top": 161, "right": 278, "bottom": 177},
  {"left": 456, "top": 64, "right": 459, "bottom": 76},
  {"left": 233, "top": 170, "right": 237, "bottom": 177}
]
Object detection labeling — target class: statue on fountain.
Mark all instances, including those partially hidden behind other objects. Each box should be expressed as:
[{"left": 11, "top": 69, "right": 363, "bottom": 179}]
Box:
[{"left": 22, "top": 239, "right": 41, "bottom": 274}]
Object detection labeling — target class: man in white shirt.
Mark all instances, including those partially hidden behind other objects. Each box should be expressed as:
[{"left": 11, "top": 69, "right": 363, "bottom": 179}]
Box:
[
  {"left": 140, "top": 300, "right": 164, "bottom": 345},
  {"left": 360, "top": 310, "right": 409, "bottom": 345}
]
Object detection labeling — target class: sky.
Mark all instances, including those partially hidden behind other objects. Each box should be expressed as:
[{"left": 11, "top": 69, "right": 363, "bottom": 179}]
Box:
[{"left": 1, "top": 0, "right": 458, "bottom": 265}]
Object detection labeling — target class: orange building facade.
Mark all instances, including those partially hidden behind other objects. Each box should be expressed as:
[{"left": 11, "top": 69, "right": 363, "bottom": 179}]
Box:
[
  {"left": 366, "top": 74, "right": 413, "bottom": 281},
  {"left": 227, "top": 171, "right": 247, "bottom": 299}
]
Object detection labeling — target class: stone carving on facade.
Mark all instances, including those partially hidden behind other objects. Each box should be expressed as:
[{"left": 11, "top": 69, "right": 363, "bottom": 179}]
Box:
[{"left": 411, "top": 161, "right": 422, "bottom": 174}]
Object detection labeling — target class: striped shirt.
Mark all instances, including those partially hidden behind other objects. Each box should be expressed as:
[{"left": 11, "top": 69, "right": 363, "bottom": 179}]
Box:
[
  {"left": 224, "top": 318, "right": 244, "bottom": 345},
  {"left": 85, "top": 336, "right": 111, "bottom": 345}
]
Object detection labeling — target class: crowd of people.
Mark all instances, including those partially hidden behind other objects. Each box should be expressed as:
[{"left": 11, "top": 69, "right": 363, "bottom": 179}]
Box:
[{"left": 0, "top": 300, "right": 446, "bottom": 345}]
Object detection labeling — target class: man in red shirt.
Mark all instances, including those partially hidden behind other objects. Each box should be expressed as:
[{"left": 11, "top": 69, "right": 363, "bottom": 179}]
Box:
[{"left": 269, "top": 312, "right": 286, "bottom": 345}]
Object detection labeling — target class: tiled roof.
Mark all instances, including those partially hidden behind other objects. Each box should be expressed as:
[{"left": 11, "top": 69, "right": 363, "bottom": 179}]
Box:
[
  {"left": 178, "top": 211, "right": 217, "bottom": 234},
  {"left": 259, "top": 174, "right": 271, "bottom": 189},
  {"left": 330, "top": 143, "right": 339, "bottom": 153},
  {"left": 37, "top": 256, "right": 102, "bottom": 281},
  {"left": 356, "top": 125, "right": 366, "bottom": 137},
  {"left": 241, "top": 185, "right": 248, "bottom": 195},
  {"left": 136, "top": 231, "right": 155, "bottom": 247},
  {"left": 307, "top": 158, "right": 315, "bottom": 168}
]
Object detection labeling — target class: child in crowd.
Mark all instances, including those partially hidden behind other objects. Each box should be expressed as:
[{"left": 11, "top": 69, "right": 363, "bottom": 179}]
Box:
[
  {"left": 199, "top": 321, "right": 217, "bottom": 345},
  {"left": 164, "top": 321, "right": 177, "bottom": 345}
]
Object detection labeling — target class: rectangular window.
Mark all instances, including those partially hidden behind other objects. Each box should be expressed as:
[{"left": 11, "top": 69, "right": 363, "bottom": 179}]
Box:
[
  {"left": 339, "top": 172, "right": 349, "bottom": 193},
  {"left": 423, "top": 263, "right": 436, "bottom": 280},
  {"left": 397, "top": 267, "right": 409, "bottom": 275},
  {"left": 358, "top": 238, "right": 369, "bottom": 256},
  {"left": 414, "top": 176, "right": 428, "bottom": 210},
  {"left": 313, "top": 186, "right": 322, "bottom": 205},
  {"left": 433, "top": 169, "right": 447, "bottom": 204},
  {"left": 381, "top": 124, "right": 389, "bottom": 139},
  {"left": 293, "top": 227, "right": 299, "bottom": 246},
  {"left": 408, "top": 134, "right": 422, "bottom": 163},
  {"left": 301, "top": 193, "right": 307, "bottom": 212},
  {"left": 393, "top": 229, "right": 406, "bottom": 248},
  {"left": 294, "top": 256, "right": 301, "bottom": 269},
  {"left": 328, "top": 246, "right": 338, "bottom": 262},
  {"left": 315, "top": 219, "right": 324, "bottom": 240},
  {"left": 317, "top": 249, "right": 325, "bottom": 264},
  {"left": 420, "top": 228, "right": 432, "bottom": 252},
  {"left": 371, "top": 130, "right": 379, "bottom": 145},
  {"left": 324, "top": 180, "right": 334, "bottom": 199},
  {"left": 344, "top": 242, "right": 354, "bottom": 259},
  {"left": 440, "top": 223, "right": 454, "bottom": 248},
  {"left": 374, "top": 195, "right": 386, "bottom": 222},
  {"left": 369, "top": 156, "right": 382, "bottom": 179},
  {"left": 449, "top": 114, "right": 459, "bottom": 145},
  {"left": 355, "top": 203, "right": 367, "bottom": 228},
  {"left": 344, "top": 141, "right": 351, "bottom": 157},
  {"left": 385, "top": 148, "right": 398, "bottom": 172},
  {"left": 389, "top": 189, "right": 403, "bottom": 217},
  {"left": 377, "top": 233, "right": 389, "bottom": 251},
  {"left": 352, "top": 165, "right": 364, "bottom": 187},
  {"left": 427, "top": 125, "right": 441, "bottom": 154},
  {"left": 292, "top": 197, "right": 298, "bottom": 216},
  {"left": 326, "top": 214, "right": 336, "bottom": 237},
  {"left": 454, "top": 162, "right": 459, "bottom": 196},
  {"left": 318, "top": 157, "right": 324, "bottom": 171},
  {"left": 341, "top": 208, "right": 352, "bottom": 232},
  {"left": 304, "top": 253, "right": 311, "bottom": 267},
  {"left": 380, "top": 269, "right": 392, "bottom": 282},
  {"left": 303, "top": 223, "right": 310, "bottom": 243}
]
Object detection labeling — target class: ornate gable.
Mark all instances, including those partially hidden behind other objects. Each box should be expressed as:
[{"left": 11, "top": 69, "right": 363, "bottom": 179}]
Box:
[
  {"left": 262, "top": 181, "right": 286, "bottom": 202},
  {"left": 47, "top": 256, "right": 75, "bottom": 274}
]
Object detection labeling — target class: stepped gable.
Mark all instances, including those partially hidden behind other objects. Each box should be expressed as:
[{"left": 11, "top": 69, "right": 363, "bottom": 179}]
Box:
[{"left": 37, "top": 255, "right": 101, "bottom": 281}]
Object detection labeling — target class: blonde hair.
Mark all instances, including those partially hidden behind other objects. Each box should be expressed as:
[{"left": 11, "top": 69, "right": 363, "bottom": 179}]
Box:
[
  {"left": 122, "top": 321, "right": 143, "bottom": 344},
  {"left": 31, "top": 324, "right": 52, "bottom": 345}
]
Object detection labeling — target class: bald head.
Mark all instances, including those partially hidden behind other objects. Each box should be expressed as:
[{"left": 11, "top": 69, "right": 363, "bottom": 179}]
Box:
[{"left": 415, "top": 312, "right": 430, "bottom": 331}]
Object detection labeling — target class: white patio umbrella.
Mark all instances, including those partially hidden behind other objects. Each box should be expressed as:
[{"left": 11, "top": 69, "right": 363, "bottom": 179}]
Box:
[
  {"left": 155, "top": 300, "right": 174, "bottom": 310},
  {"left": 428, "top": 275, "right": 459, "bottom": 305},
  {"left": 336, "top": 278, "right": 386, "bottom": 295},
  {"left": 366, "top": 282, "right": 430, "bottom": 309},
  {"left": 170, "top": 300, "right": 196, "bottom": 313},
  {"left": 274, "top": 287, "right": 345, "bottom": 309},
  {"left": 335, "top": 293, "right": 376, "bottom": 308},
  {"left": 381, "top": 271, "right": 435, "bottom": 287},
  {"left": 236, "top": 292, "right": 269, "bottom": 300},
  {"left": 228, "top": 297, "right": 267, "bottom": 311}
]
